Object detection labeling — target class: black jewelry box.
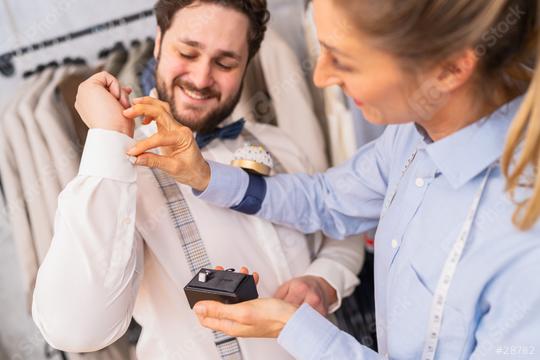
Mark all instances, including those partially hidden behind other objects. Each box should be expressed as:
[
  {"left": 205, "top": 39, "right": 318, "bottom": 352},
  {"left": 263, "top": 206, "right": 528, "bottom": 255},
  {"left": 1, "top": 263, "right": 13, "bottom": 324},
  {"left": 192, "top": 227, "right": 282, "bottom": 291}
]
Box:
[{"left": 184, "top": 268, "right": 259, "bottom": 309}]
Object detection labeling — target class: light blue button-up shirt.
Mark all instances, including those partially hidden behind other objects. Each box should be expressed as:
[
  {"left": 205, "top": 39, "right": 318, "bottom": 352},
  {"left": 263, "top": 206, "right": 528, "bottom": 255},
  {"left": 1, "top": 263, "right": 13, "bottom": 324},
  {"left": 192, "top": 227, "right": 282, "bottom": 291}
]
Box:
[{"left": 198, "top": 96, "right": 540, "bottom": 359}]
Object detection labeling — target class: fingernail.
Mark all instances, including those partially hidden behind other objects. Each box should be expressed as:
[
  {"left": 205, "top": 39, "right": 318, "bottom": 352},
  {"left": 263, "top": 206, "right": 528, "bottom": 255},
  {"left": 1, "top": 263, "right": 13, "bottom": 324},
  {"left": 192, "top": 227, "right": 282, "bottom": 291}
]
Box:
[
  {"left": 194, "top": 304, "right": 206, "bottom": 316},
  {"left": 126, "top": 148, "right": 136, "bottom": 155}
]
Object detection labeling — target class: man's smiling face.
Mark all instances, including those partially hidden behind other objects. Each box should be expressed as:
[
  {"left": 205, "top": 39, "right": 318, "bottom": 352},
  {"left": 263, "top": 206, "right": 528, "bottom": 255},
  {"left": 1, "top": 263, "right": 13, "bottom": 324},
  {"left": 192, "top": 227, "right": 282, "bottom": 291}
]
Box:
[{"left": 154, "top": 2, "right": 250, "bottom": 133}]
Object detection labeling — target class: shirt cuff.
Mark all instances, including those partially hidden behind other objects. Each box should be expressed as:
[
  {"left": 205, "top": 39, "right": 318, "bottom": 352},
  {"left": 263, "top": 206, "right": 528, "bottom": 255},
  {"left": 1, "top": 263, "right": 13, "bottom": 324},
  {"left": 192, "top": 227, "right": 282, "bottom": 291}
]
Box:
[
  {"left": 194, "top": 161, "right": 249, "bottom": 208},
  {"left": 79, "top": 129, "right": 137, "bottom": 183},
  {"left": 278, "top": 303, "right": 341, "bottom": 359},
  {"left": 304, "top": 258, "right": 360, "bottom": 314}
]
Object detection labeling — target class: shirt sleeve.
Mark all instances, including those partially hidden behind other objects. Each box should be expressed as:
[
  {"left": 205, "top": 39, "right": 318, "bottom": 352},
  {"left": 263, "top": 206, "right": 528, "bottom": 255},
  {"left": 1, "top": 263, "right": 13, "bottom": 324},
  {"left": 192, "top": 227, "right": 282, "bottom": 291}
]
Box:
[
  {"left": 199, "top": 127, "right": 397, "bottom": 240},
  {"left": 196, "top": 161, "right": 249, "bottom": 207},
  {"left": 278, "top": 304, "right": 384, "bottom": 359},
  {"left": 32, "top": 129, "right": 143, "bottom": 353}
]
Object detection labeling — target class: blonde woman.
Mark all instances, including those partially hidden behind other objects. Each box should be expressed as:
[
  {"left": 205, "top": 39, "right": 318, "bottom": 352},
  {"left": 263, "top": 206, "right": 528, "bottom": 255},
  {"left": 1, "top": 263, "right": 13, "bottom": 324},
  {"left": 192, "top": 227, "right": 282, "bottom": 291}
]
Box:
[{"left": 113, "top": 0, "right": 540, "bottom": 358}]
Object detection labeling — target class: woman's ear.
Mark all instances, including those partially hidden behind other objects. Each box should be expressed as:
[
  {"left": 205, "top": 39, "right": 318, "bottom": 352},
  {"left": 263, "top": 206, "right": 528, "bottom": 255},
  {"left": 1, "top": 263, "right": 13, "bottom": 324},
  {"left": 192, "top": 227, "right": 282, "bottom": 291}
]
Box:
[
  {"left": 436, "top": 49, "right": 478, "bottom": 92},
  {"left": 154, "top": 27, "right": 162, "bottom": 59}
]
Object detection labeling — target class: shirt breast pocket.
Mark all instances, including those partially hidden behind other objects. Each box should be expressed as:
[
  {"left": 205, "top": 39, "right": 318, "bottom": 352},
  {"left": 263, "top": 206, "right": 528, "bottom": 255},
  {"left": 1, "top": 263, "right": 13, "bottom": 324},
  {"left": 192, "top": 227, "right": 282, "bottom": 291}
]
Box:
[{"left": 394, "top": 256, "right": 468, "bottom": 359}]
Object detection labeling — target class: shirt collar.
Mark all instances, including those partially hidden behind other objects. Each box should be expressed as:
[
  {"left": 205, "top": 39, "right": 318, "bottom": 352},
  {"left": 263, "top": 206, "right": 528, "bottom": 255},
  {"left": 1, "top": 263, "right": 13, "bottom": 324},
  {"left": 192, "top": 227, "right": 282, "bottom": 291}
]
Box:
[{"left": 423, "top": 95, "right": 524, "bottom": 189}]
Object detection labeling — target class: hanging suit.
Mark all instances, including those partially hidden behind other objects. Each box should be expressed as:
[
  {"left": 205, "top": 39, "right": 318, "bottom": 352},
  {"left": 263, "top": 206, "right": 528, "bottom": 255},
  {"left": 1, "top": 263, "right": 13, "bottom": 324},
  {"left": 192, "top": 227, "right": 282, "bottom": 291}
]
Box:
[
  {"left": 259, "top": 28, "right": 328, "bottom": 172},
  {"left": 0, "top": 83, "right": 39, "bottom": 308},
  {"left": 21, "top": 68, "right": 62, "bottom": 223}
]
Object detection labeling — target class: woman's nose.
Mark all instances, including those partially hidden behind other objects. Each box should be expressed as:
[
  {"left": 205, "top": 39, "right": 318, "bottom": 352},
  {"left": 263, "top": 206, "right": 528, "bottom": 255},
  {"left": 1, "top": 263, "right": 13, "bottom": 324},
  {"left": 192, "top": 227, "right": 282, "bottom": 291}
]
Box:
[{"left": 313, "top": 54, "right": 341, "bottom": 89}]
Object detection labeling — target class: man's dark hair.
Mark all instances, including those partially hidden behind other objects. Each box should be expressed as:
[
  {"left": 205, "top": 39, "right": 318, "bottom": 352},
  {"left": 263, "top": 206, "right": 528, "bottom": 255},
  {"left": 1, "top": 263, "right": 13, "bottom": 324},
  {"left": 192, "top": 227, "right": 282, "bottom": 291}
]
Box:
[{"left": 154, "top": 0, "right": 270, "bottom": 61}]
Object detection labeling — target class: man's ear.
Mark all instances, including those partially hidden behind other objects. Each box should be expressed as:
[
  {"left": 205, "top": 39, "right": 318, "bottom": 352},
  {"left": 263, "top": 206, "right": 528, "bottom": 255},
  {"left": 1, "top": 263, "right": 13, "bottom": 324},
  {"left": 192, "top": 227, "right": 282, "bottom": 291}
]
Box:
[
  {"left": 154, "top": 27, "right": 162, "bottom": 59},
  {"left": 435, "top": 49, "right": 478, "bottom": 93}
]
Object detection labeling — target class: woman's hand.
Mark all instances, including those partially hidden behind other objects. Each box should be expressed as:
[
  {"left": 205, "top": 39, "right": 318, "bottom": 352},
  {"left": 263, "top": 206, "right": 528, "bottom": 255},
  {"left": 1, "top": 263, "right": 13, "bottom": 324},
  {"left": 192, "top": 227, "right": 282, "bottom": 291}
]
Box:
[
  {"left": 194, "top": 266, "right": 297, "bottom": 338},
  {"left": 123, "top": 97, "right": 211, "bottom": 191},
  {"left": 194, "top": 298, "right": 297, "bottom": 338}
]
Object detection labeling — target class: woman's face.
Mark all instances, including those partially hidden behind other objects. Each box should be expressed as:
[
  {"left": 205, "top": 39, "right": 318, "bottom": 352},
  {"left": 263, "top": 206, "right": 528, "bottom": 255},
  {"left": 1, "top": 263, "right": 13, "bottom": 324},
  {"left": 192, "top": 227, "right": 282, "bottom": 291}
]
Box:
[{"left": 312, "top": 0, "right": 425, "bottom": 125}]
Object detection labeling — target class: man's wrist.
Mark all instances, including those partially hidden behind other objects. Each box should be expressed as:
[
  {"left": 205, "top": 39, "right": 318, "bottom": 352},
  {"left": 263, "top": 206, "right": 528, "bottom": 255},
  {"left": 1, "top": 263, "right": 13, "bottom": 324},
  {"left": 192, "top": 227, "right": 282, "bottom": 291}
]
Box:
[
  {"left": 91, "top": 124, "right": 133, "bottom": 138},
  {"left": 316, "top": 277, "right": 338, "bottom": 307}
]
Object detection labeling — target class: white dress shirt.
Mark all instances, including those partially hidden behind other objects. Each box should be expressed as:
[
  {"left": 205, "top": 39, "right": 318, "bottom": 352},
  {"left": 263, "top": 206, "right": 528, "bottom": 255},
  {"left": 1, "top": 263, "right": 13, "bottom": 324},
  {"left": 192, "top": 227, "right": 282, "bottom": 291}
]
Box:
[{"left": 33, "top": 120, "right": 363, "bottom": 360}]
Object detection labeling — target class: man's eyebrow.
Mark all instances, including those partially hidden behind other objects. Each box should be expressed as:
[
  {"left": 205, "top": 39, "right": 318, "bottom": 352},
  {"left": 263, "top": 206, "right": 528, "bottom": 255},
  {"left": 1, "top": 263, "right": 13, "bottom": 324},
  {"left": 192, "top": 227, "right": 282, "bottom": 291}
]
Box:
[
  {"left": 178, "top": 38, "right": 204, "bottom": 49},
  {"left": 177, "top": 37, "right": 242, "bottom": 61},
  {"left": 216, "top": 50, "right": 241, "bottom": 61}
]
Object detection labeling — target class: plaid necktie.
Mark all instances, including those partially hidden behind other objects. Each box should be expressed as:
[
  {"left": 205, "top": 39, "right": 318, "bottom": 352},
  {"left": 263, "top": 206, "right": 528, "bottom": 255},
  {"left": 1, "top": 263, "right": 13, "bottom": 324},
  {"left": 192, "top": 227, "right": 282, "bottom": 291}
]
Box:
[{"left": 151, "top": 169, "right": 244, "bottom": 360}]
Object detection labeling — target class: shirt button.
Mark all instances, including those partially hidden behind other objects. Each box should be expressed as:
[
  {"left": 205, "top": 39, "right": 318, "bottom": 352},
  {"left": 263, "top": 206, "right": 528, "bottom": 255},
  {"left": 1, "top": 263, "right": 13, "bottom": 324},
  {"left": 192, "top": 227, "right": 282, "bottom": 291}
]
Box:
[
  {"left": 391, "top": 239, "right": 399, "bottom": 249},
  {"left": 123, "top": 217, "right": 132, "bottom": 225},
  {"left": 415, "top": 177, "right": 425, "bottom": 188}
]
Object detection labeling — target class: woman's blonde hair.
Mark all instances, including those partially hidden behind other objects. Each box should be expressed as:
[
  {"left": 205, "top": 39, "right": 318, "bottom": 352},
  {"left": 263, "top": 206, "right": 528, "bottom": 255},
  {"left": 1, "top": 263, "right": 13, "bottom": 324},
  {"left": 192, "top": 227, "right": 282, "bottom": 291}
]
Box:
[{"left": 333, "top": 0, "right": 539, "bottom": 230}]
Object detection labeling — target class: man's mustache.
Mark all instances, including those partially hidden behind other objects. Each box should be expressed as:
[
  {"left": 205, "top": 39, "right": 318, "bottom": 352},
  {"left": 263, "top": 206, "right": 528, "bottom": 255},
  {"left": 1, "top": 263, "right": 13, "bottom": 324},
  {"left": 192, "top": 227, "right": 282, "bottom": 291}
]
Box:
[{"left": 173, "top": 78, "right": 219, "bottom": 99}]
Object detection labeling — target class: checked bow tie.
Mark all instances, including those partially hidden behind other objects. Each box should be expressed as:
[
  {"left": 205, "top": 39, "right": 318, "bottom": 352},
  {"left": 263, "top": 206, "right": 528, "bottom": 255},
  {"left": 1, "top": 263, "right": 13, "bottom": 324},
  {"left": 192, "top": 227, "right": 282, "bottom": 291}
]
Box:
[{"left": 196, "top": 118, "right": 246, "bottom": 149}]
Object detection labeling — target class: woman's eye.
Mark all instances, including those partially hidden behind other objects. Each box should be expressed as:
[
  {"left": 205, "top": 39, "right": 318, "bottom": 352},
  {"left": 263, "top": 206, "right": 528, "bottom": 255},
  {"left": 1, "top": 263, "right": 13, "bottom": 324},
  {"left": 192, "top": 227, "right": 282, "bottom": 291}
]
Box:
[{"left": 332, "top": 57, "right": 352, "bottom": 72}]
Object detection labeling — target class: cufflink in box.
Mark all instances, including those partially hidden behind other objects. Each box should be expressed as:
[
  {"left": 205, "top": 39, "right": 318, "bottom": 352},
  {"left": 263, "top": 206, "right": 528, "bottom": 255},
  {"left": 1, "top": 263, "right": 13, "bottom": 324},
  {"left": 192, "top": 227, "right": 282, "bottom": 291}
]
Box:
[{"left": 184, "top": 268, "right": 259, "bottom": 309}]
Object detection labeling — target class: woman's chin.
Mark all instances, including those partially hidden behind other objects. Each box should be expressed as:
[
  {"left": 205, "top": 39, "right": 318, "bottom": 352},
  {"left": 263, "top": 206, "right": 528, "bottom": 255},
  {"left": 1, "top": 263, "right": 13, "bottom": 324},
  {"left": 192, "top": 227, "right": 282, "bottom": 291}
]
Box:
[{"left": 360, "top": 107, "right": 388, "bottom": 126}]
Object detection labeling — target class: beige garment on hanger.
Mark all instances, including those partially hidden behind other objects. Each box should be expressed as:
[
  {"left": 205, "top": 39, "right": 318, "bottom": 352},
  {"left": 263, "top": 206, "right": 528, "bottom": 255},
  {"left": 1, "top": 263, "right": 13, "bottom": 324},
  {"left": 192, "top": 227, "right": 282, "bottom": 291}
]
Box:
[
  {"left": 303, "top": 3, "right": 357, "bottom": 166},
  {"left": 21, "top": 68, "right": 62, "bottom": 223},
  {"left": 36, "top": 66, "right": 84, "bottom": 188},
  {"left": 324, "top": 86, "right": 358, "bottom": 166},
  {"left": 58, "top": 66, "right": 96, "bottom": 147},
  {"left": 118, "top": 39, "right": 154, "bottom": 98},
  {"left": 232, "top": 52, "right": 278, "bottom": 126},
  {"left": 7, "top": 73, "right": 54, "bottom": 264},
  {"left": 0, "top": 83, "right": 39, "bottom": 309},
  {"left": 259, "top": 28, "right": 328, "bottom": 171},
  {"left": 104, "top": 47, "right": 129, "bottom": 77}
]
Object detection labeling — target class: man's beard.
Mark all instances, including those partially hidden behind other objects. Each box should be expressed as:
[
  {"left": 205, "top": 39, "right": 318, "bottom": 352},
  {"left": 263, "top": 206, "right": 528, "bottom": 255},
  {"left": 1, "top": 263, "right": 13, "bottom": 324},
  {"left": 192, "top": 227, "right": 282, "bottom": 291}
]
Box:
[{"left": 155, "top": 63, "right": 243, "bottom": 134}]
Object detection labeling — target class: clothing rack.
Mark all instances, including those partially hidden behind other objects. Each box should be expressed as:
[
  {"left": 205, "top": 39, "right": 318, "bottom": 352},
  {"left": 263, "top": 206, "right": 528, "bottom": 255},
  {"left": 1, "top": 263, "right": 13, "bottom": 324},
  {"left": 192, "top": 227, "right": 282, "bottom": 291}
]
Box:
[{"left": 0, "top": 8, "right": 155, "bottom": 77}]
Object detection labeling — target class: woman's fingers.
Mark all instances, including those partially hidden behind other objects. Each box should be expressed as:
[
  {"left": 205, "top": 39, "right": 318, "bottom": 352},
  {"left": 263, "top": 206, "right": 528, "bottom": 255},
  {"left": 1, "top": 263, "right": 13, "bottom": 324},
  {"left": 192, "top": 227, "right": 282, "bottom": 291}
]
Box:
[
  {"left": 212, "top": 266, "right": 260, "bottom": 285},
  {"left": 133, "top": 96, "right": 170, "bottom": 111},
  {"left": 123, "top": 102, "right": 181, "bottom": 132},
  {"left": 127, "top": 132, "right": 178, "bottom": 156},
  {"left": 239, "top": 267, "right": 260, "bottom": 285},
  {"left": 134, "top": 153, "right": 180, "bottom": 174},
  {"left": 123, "top": 103, "right": 161, "bottom": 121}
]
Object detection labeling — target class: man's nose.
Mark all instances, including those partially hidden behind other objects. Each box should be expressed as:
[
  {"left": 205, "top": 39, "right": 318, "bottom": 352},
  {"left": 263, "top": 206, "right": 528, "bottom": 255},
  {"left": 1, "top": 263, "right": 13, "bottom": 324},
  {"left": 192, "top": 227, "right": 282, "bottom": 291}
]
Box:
[{"left": 189, "top": 61, "right": 214, "bottom": 90}]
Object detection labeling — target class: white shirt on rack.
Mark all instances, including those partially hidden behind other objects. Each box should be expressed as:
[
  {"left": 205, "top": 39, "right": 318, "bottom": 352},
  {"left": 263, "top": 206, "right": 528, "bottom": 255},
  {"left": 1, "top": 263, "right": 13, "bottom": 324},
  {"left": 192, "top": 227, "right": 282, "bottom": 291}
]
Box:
[{"left": 32, "top": 119, "right": 363, "bottom": 360}]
